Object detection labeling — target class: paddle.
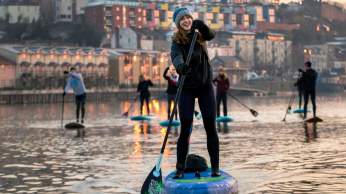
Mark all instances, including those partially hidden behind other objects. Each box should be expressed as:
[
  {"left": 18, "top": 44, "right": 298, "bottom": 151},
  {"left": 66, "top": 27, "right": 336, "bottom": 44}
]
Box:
[
  {"left": 282, "top": 94, "right": 295, "bottom": 122},
  {"left": 228, "top": 94, "right": 258, "bottom": 117},
  {"left": 141, "top": 30, "right": 199, "bottom": 194},
  {"left": 122, "top": 94, "right": 139, "bottom": 117},
  {"left": 61, "top": 94, "right": 65, "bottom": 129}
]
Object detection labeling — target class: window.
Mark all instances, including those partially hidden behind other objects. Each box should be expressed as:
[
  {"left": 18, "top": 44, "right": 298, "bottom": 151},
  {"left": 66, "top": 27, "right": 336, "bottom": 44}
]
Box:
[
  {"left": 159, "top": 10, "right": 166, "bottom": 22},
  {"left": 212, "top": 13, "right": 218, "bottom": 23},
  {"left": 147, "top": 9, "right": 153, "bottom": 21},
  {"left": 236, "top": 14, "right": 242, "bottom": 25},
  {"left": 249, "top": 14, "right": 255, "bottom": 26},
  {"left": 224, "top": 13, "right": 230, "bottom": 25}
]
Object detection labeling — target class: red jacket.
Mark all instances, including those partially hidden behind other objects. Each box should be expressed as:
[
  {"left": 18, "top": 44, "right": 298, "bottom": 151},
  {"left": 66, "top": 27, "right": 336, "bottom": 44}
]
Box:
[{"left": 213, "top": 75, "right": 230, "bottom": 93}]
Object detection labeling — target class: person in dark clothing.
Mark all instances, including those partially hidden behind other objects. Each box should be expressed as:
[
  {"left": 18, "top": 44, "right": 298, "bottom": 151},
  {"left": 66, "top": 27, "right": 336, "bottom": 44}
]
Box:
[
  {"left": 294, "top": 72, "right": 304, "bottom": 109},
  {"left": 299, "top": 61, "right": 318, "bottom": 119},
  {"left": 163, "top": 66, "right": 179, "bottom": 120},
  {"left": 171, "top": 7, "right": 220, "bottom": 178},
  {"left": 137, "top": 75, "right": 154, "bottom": 115},
  {"left": 213, "top": 67, "right": 230, "bottom": 117}
]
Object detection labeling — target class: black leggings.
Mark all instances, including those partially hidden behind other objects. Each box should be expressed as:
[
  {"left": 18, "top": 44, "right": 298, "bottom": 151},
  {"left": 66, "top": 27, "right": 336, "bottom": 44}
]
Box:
[
  {"left": 75, "top": 93, "right": 86, "bottom": 122},
  {"left": 140, "top": 94, "right": 150, "bottom": 115},
  {"left": 176, "top": 83, "right": 219, "bottom": 171},
  {"left": 303, "top": 90, "right": 316, "bottom": 118},
  {"left": 298, "top": 89, "right": 303, "bottom": 109},
  {"left": 167, "top": 94, "right": 178, "bottom": 120},
  {"left": 216, "top": 92, "right": 227, "bottom": 117}
]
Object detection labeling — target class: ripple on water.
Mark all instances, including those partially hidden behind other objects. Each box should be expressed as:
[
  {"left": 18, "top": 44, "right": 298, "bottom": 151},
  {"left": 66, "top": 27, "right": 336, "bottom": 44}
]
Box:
[{"left": 0, "top": 97, "right": 346, "bottom": 193}]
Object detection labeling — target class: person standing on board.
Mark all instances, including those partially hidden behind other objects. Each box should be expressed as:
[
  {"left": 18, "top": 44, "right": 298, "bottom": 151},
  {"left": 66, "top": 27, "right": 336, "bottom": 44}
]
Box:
[
  {"left": 163, "top": 65, "right": 179, "bottom": 120},
  {"left": 299, "top": 61, "right": 318, "bottom": 119},
  {"left": 170, "top": 7, "right": 220, "bottom": 178},
  {"left": 63, "top": 67, "right": 87, "bottom": 124},
  {"left": 213, "top": 67, "right": 230, "bottom": 117},
  {"left": 137, "top": 74, "right": 154, "bottom": 115}
]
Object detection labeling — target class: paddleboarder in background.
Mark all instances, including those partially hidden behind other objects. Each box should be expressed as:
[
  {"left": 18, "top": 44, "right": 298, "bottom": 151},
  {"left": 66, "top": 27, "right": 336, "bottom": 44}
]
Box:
[
  {"left": 213, "top": 67, "right": 230, "bottom": 117},
  {"left": 294, "top": 71, "right": 304, "bottom": 109},
  {"left": 171, "top": 7, "right": 220, "bottom": 178},
  {"left": 63, "top": 67, "right": 87, "bottom": 124},
  {"left": 163, "top": 65, "right": 179, "bottom": 120},
  {"left": 137, "top": 74, "right": 154, "bottom": 115},
  {"left": 299, "top": 61, "right": 318, "bottom": 119}
]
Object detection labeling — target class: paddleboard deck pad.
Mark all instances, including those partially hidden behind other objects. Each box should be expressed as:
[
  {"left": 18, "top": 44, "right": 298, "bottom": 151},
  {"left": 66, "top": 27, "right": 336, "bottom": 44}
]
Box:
[
  {"left": 65, "top": 122, "right": 85, "bottom": 129},
  {"left": 159, "top": 120, "right": 180, "bottom": 127},
  {"left": 164, "top": 169, "right": 238, "bottom": 194},
  {"left": 304, "top": 117, "right": 323, "bottom": 123},
  {"left": 216, "top": 116, "right": 234, "bottom": 123}
]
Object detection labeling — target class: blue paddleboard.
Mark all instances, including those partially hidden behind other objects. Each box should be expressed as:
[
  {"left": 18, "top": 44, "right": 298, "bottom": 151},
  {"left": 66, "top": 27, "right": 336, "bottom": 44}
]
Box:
[
  {"left": 130, "top": 115, "right": 151, "bottom": 121},
  {"left": 159, "top": 120, "right": 180, "bottom": 127},
  {"left": 165, "top": 168, "right": 238, "bottom": 194},
  {"left": 216, "top": 116, "right": 234, "bottom": 123},
  {"left": 293, "top": 108, "right": 310, "bottom": 113}
]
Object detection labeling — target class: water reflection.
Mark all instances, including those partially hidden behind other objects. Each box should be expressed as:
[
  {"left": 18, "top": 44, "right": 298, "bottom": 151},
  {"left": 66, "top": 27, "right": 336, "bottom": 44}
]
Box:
[
  {"left": 304, "top": 122, "right": 318, "bottom": 143},
  {"left": 217, "top": 122, "right": 230, "bottom": 134}
]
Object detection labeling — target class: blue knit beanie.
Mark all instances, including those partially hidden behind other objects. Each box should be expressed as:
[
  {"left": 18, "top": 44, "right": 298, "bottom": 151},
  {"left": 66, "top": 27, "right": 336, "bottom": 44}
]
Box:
[{"left": 173, "top": 7, "right": 193, "bottom": 26}]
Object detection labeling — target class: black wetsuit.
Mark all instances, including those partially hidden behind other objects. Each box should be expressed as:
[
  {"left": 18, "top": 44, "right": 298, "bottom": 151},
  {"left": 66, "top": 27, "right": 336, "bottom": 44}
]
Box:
[
  {"left": 137, "top": 80, "right": 153, "bottom": 115},
  {"left": 301, "top": 69, "right": 318, "bottom": 118},
  {"left": 163, "top": 67, "right": 178, "bottom": 120},
  {"left": 171, "top": 20, "right": 219, "bottom": 172}
]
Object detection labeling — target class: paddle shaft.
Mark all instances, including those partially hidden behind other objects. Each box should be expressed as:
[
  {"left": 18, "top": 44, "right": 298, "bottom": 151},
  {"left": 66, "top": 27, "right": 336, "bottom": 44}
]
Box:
[
  {"left": 123, "top": 94, "right": 139, "bottom": 115},
  {"left": 283, "top": 94, "right": 295, "bottom": 121},
  {"left": 61, "top": 95, "right": 65, "bottom": 129},
  {"left": 161, "top": 30, "right": 198, "bottom": 154},
  {"left": 228, "top": 93, "right": 252, "bottom": 110}
]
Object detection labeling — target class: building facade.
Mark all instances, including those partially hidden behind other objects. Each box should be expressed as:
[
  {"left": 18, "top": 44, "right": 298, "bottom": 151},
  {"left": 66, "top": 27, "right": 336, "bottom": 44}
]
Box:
[
  {"left": 0, "top": 0, "right": 40, "bottom": 23},
  {"left": 84, "top": 0, "right": 277, "bottom": 38},
  {"left": 40, "top": 0, "right": 87, "bottom": 23}
]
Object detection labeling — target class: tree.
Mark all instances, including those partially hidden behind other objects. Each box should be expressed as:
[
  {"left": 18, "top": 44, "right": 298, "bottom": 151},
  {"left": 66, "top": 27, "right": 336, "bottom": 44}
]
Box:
[{"left": 69, "top": 19, "right": 104, "bottom": 47}]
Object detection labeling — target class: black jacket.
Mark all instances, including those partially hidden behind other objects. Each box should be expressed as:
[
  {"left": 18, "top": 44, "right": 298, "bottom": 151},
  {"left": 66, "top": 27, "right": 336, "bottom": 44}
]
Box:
[
  {"left": 163, "top": 67, "right": 178, "bottom": 94},
  {"left": 137, "top": 80, "right": 153, "bottom": 96},
  {"left": 170, "top": 20, "right": 215, "bottom": 89},
  {"left": 301, "top": 69, "right": 318, "bottom": 92}
]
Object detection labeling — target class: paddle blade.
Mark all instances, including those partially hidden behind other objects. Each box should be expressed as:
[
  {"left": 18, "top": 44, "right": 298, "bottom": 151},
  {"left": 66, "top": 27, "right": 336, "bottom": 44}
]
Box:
[
  {"left": 141, "top": 167, "right": 163, "bottom": 194},
  {"left": 250, "top": 109, "right": 259, "bottom": 117}
]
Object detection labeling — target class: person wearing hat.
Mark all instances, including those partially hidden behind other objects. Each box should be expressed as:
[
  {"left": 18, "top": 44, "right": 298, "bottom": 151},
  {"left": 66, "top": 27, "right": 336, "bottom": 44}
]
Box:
[
  {"left": 170, "top": 7, "right": 220, "bottom": 178},
  {"left": 213, "top": 67, "right": 230, "bottom": 117}
]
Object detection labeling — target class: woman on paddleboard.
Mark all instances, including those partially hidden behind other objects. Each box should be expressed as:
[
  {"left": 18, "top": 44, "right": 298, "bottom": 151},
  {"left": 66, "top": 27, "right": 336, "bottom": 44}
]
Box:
[
  {"left": 170, "top": 7, "right": 220, "bottom": 178},
  {"left": 163, "top": 65, "right": 179, "bottom": 120}
]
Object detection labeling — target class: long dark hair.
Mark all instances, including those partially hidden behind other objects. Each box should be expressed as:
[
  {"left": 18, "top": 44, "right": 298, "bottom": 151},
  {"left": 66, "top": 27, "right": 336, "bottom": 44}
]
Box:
[{"left": 172, "top": 25, "right": 204, "bottom": 45}]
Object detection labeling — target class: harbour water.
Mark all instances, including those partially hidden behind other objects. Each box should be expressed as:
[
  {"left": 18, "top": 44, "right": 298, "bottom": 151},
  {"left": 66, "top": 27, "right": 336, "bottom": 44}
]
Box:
[{"left": 0, "top": 94, "right": 345, "bottom": 193}]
